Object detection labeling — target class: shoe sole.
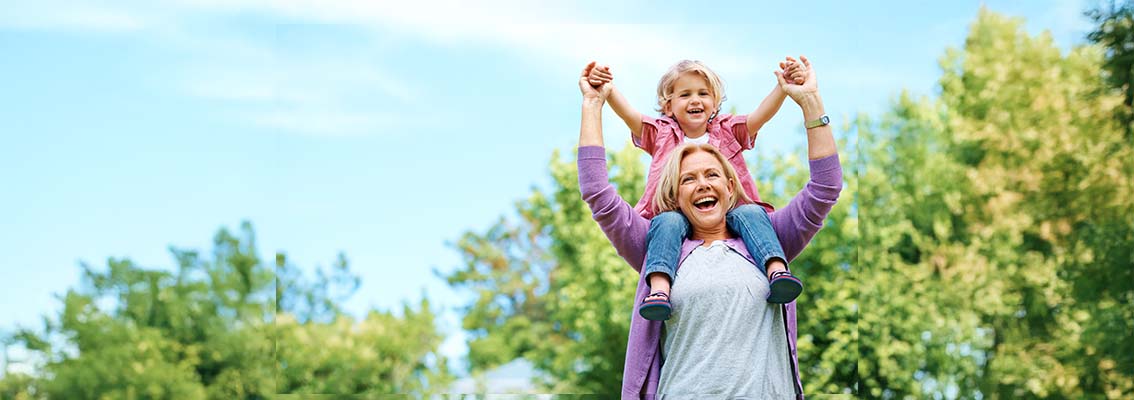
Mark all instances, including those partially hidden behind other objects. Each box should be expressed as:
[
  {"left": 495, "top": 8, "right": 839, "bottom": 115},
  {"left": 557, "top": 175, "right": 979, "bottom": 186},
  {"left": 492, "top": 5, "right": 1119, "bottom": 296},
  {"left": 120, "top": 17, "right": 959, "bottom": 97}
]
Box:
[
  {"left": 639, "top": 303, "right": 672, "bottom": 321},
  {"left": 767, "top": 277, "right": 803, "bottom": 304}
]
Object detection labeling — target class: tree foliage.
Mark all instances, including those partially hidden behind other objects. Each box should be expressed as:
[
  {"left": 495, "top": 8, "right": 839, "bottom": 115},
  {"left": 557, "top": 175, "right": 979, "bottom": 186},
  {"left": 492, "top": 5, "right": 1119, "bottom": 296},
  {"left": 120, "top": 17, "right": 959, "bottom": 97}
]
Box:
[
  {"left": 856, "top": 8, "right": 1133, "bottom": 398},
  {"left": 1087, "top": 0, "right": 1134, "bottom": 138},
  {"left": 0, "top": 222, "right": 451, "bottom": 398},
  {"left": 748, "top": 136, "right": 859, "bottom": 396},
  {"left": 444, "top": 142, "right": 646, "bottom": 393}
]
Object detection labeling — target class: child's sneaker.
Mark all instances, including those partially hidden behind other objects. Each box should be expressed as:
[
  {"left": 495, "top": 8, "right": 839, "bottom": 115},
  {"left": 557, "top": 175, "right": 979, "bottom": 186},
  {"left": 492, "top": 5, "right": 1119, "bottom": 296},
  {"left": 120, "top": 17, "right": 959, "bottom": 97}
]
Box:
[
  {"left": 638, "top": 291, "right": 672, "bottom": 320},
  {"left": 767, "top": 270, "right": 803, "bottom": 304}
]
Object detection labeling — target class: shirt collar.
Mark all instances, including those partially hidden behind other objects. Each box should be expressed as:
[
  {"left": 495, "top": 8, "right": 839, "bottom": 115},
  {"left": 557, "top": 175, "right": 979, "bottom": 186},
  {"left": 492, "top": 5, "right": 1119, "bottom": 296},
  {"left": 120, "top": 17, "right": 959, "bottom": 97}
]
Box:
[{"left": 677, "top": 237, "right": 755, "bottom": 268}]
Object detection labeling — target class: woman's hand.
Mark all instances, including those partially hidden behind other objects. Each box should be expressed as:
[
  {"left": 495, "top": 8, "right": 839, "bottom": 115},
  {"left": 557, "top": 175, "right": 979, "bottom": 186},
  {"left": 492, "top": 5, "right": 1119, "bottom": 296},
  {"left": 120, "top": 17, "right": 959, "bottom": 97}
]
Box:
[
  {"left": 580, "top": 61, "right": 612, "bottom": 102},
  {"left": 778, "top": 55, "right": 834, "bottom": 160},
  {"left": 775, "top": 55, "right": 819, "bottom": 105}
]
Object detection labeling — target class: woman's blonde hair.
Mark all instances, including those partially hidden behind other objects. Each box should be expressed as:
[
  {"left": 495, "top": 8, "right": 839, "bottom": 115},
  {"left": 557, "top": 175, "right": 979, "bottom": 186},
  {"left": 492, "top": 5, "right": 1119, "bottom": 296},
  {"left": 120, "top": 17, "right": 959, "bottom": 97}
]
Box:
[
  {"left": 652, "top": 143, "right": 750, "bottom": 213},
  {"left": 655, "top": 60, "right": 727, "bottom": 115}
]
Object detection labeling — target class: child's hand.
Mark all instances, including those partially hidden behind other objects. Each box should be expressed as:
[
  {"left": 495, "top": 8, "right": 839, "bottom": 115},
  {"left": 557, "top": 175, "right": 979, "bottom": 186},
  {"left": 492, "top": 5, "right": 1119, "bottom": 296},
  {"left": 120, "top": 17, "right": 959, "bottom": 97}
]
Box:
[
  {"left": 588, "top": 64, "right": 613, "bottom": 87},
  {"left": 775, "top": 55, "right": 819, "bottom": 102},
  {"left": 580, "top": 61, "right": 612, "bottom": 100},
  {"left": 779, "top": 60, "right": 806, "bottom": 85}
]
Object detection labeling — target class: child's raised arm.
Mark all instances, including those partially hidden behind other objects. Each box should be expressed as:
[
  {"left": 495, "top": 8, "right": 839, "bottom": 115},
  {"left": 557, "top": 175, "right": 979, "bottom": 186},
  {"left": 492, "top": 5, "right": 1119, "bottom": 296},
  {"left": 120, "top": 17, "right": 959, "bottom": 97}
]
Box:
[
  {"left": 588, "top": 64, "right": 644, "bottom": 141},
  {"left": 743, "top": 60, "right": 806, "bottom": 139}
]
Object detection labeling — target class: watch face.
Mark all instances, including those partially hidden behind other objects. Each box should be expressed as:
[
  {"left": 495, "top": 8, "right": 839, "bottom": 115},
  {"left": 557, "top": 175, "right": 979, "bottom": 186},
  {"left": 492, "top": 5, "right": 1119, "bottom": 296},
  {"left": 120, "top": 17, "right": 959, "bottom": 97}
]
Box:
[{"left": 807, "top": 115, "right": 830, "bottom": 128}]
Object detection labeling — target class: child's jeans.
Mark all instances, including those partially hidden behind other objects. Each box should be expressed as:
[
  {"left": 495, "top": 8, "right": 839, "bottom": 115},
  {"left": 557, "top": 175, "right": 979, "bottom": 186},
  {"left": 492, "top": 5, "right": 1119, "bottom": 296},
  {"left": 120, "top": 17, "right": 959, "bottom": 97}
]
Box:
[{"left": 642, "top": 204, "right": 787, "bottom": 286}]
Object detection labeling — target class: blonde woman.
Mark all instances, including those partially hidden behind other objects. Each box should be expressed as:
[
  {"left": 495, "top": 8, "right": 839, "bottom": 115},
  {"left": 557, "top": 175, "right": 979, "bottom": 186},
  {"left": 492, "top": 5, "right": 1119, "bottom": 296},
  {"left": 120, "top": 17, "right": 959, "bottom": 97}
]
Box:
[{"left": 577, "top": 56, "right": 841, "bottom": 398}]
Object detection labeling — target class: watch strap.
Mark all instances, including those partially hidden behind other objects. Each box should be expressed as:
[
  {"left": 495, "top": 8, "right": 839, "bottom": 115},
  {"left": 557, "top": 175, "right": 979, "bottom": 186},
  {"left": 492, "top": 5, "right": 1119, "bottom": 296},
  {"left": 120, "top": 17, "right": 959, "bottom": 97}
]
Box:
[{"left": 805, "top": 114, "right": 829, "bottom": 129}]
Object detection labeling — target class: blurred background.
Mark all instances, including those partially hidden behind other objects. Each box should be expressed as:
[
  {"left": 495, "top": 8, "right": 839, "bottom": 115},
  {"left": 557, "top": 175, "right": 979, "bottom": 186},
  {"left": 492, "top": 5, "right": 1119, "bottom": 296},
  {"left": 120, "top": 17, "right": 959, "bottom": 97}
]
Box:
[{"left": 1, "top": 0, "right": 1131, "bottom": 397}]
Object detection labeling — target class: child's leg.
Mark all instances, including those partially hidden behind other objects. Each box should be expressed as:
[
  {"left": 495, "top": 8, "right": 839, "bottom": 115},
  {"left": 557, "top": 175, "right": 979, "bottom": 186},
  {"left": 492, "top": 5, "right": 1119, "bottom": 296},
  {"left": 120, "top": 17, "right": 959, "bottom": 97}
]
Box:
[
  {"left": 639, "top": 211, "right": 689, "bottom": 320},
  {"left": 725, "top": 204, "right": 801, "bottom": 303},
  {"left": 644, "top": 211, "right": 690, "bottom": 286}
]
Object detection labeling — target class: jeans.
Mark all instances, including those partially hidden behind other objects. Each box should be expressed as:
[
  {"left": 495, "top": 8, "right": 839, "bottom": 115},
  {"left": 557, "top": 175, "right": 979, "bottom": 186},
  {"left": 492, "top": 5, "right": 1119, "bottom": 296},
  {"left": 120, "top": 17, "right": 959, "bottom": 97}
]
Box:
[{"left": 642, "top": 204, "right": 787, "bottom": 284}]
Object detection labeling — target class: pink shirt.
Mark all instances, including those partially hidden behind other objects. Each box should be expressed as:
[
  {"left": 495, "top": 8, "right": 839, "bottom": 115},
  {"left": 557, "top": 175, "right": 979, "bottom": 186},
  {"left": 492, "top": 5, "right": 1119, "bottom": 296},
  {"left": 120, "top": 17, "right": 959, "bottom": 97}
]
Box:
[{"left": 632, "top": 114, "right": 774, "bottom": 219}]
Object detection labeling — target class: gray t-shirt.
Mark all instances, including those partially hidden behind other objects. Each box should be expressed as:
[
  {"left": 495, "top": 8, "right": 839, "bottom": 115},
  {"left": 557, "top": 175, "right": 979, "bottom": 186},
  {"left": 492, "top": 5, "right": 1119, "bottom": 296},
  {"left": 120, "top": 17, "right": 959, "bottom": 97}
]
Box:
[{"left": 657, "top": 240, "right": 795, "bottom": 399}]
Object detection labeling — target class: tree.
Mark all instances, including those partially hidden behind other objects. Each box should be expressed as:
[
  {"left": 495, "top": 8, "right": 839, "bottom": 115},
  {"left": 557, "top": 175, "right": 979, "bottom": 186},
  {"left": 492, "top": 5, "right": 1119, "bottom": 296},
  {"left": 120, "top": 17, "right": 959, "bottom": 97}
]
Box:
[
  {"left": 749, "top": 137, "right": 859, "bottom": 395},
  {"left": 444, "top": 143, "right": 646, "bottom": 393},
  {"left": 274, "top": 299, "right": 451, "bottom": 394},
  {"left": 1, "top": 222, "right": 452, "bottom": 398},
  {"left": 939, "top": 9, "right": 1131, "bottom": 397},
  {"left": 854, "top": 8, "right": 1133, "bottom": 398},
  {"left": 855, "top": 96, "right": 994, "bottom": 398},
  {"left": 1087, "top": 0, "right": 1134, "bottom": 139}
]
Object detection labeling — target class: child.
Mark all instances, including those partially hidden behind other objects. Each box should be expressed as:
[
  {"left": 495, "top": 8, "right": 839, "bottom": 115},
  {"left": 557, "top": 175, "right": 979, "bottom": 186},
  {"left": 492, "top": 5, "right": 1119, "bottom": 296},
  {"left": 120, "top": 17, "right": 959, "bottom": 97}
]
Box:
[{"left": 587, "top": 59, "right": 806, "bottom": 321}]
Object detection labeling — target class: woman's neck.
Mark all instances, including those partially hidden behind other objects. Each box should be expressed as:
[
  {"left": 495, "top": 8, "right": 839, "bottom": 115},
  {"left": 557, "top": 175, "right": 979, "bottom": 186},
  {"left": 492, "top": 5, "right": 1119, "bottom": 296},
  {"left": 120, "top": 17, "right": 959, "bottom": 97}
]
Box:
[{"left": 690, "top": 226, "right": 732, "bottom": 246}]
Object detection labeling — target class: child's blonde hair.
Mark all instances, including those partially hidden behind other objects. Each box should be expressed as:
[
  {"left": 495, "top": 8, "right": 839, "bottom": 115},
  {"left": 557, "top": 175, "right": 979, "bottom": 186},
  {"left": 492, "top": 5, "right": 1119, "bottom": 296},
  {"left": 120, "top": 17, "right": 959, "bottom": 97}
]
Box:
[
  {"left": 652, "top": 143, "right": 751, "bottom": 213},
  {"left": 655, "top": 60, "right": 727, "bottom": 116}
]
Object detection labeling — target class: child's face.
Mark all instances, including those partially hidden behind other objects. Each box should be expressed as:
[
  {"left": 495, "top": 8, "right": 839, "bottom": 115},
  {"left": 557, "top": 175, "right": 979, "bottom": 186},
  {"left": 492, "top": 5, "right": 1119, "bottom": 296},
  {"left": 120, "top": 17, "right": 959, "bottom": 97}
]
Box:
[{"left": 664, "top": 71, "right": 718, "bottom": 130}]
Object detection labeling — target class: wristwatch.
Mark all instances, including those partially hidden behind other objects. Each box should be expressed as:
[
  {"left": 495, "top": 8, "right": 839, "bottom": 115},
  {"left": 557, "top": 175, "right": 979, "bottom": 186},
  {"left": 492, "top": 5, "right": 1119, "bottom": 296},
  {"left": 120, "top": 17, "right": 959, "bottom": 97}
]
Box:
[{"left": 805, "top": 114, "right": 830, "bottom": 129}]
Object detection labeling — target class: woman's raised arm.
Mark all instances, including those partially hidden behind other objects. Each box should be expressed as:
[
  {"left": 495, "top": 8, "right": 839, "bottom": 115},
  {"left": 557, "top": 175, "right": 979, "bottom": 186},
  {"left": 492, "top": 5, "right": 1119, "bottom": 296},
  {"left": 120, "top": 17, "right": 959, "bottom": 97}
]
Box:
[
  {"left": 576, "top": 61, "right": 651, "bottom": 271},
  {"left": 769, "top": 56, "right": 843, "bottom": 260}
]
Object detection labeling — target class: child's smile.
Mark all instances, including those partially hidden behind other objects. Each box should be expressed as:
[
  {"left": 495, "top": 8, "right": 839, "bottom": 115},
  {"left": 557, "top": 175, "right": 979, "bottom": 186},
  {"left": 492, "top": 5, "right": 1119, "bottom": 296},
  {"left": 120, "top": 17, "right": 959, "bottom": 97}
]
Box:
[{"left": 664, "top": 71, "right": 718, "bottom": 135}]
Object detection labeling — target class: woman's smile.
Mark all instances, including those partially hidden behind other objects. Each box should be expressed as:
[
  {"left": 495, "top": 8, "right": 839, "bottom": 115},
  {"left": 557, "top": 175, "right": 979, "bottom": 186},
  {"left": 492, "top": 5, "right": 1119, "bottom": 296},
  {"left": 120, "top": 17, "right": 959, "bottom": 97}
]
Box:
[
  {"left": 677, "top": 150, "right": 733, "bottom": 236},
  {"left": 692, "top": 195, "right": 718, "bottom": 211}
]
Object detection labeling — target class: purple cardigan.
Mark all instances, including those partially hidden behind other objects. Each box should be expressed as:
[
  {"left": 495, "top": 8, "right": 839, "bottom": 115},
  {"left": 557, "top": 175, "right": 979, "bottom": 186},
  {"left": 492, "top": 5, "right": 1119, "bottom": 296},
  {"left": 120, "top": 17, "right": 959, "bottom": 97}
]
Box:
[{"left": 576, "top": 145, "right": 843, "bottom": 399}]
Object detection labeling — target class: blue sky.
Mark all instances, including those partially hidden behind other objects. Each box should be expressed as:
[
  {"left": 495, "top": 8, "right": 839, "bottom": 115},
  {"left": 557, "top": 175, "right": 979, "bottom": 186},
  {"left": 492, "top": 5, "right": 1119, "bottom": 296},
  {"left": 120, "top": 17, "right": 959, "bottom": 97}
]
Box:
[{"left": 0, "top": 0, "right": 1093, "bottom": 378}]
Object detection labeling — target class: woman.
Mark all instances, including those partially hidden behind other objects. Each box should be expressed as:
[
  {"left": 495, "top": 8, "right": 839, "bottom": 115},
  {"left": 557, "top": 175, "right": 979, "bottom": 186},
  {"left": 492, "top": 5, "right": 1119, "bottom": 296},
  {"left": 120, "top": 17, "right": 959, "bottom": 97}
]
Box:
[{"left": 576, "top": 56, "right": 842, "bottom": 399}]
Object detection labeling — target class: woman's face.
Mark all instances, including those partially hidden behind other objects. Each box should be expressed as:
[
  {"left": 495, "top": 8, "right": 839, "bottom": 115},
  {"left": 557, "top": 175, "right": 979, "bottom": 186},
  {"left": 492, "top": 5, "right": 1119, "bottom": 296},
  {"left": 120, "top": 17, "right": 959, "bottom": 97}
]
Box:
[{"left": 677, "top": 150, "right": 733, "bottom": 233}]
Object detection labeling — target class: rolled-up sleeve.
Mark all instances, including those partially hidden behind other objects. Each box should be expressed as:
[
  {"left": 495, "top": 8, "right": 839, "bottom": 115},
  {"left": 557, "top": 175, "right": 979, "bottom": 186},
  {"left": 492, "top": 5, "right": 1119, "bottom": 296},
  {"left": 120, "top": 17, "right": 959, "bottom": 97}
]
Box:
[
  {"left": 634, "top": 115, "right": 663, "bottom": 155},
  {"left": 722, "top": 114, "right": 756, "bottom": 150}
]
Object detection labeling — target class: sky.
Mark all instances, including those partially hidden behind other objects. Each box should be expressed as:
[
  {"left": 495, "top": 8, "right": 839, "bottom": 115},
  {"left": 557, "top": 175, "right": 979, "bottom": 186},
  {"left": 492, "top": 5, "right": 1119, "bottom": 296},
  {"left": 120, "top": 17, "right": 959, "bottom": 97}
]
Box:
[{"left": 0, "top": 0, "right": 1095, "bottom": 382}]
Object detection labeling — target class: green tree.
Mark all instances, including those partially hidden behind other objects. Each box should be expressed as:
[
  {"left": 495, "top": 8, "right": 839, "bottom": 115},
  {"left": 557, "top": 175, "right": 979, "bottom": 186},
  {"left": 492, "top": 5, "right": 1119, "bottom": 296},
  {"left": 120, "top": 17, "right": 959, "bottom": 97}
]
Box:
[
  {"left": 273, "top": 299, "right": 451, "bottom": 394},
  {"left": 749, "top": 137, "right": 859, "bottom": 395},
  {"left": 274, "top": 252, "right": 453, "bottom": 394},
  {"left": 855, "top": 96, "right": 993, "bottom": 398},
  {"left": 1, "top": 222, "right": 452, "bottom": 398},
  {"left": 0, "top": 370, "right": 35, "bottom": 400},
  {"left": 940, "top": 9, "right": 1131, "bottom": 397},
  {"left": 1087, "top": 0, "right": 1134, "bottom": 138},
  {"left": 855, "top": 8, "right": 1133, "bottom": 398},
  {"left": 444, "top": 143, "right": 646, "bottom": 393}
]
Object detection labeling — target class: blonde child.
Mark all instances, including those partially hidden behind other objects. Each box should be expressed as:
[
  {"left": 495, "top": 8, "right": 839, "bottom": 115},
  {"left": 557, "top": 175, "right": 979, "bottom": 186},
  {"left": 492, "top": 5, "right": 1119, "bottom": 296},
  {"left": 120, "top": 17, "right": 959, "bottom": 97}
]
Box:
[{"left": 587, "top": 59, "right": 809, "bottom": 320}]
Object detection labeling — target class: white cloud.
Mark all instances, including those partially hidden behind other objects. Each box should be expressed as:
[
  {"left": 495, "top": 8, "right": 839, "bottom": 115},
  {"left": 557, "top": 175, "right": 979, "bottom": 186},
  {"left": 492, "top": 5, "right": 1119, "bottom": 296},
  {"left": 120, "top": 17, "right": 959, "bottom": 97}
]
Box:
[
  {"left": 247, "top": 109, "right": 393, "bottom": 137},
  {"left": 183, "top": 75, "right": 280, "bottom": 102},
  {"left": 0, "top": 2, "right": 149, "bottom": 32},
  {"left": 169, "top": 0, "right": 766, "bottom": 95},
  {"left": 182, "top": 56, "right": 417, "bottom": 104},
  {"left": 2, "top": 0, "right": 773, "bottom": 136},
  {"left": 183, "top": 62, "right": 420, "bottom": 136}
]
